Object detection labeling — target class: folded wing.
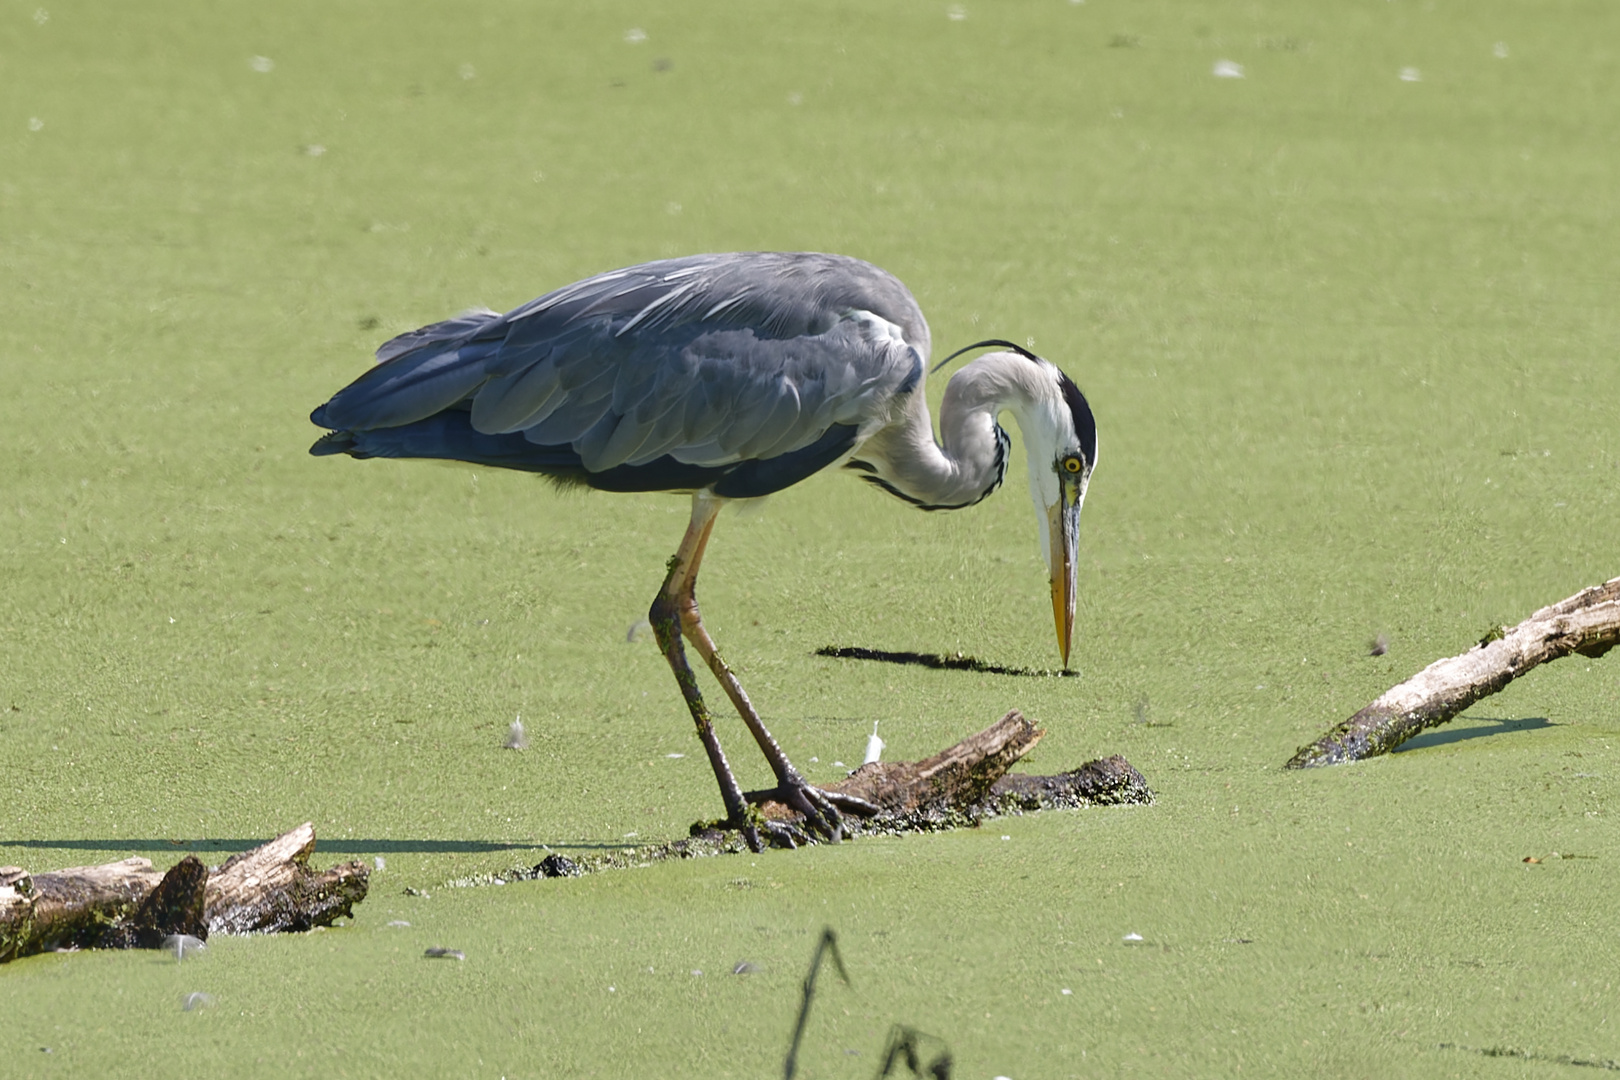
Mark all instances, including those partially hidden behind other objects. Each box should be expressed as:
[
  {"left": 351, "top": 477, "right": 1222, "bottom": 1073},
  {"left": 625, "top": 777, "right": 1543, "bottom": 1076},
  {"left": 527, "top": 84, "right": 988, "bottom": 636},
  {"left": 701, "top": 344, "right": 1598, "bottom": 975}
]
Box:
[{"left": 310, "top": 253, "right": 931, "bottom": 490}]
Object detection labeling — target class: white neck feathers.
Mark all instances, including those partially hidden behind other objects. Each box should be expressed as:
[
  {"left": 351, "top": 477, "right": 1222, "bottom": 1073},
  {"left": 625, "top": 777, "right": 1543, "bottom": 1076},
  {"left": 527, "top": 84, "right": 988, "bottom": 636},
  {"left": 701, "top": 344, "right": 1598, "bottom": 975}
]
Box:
[{"left": 854, "top": 351, "right": 1068, "bottom": 511}]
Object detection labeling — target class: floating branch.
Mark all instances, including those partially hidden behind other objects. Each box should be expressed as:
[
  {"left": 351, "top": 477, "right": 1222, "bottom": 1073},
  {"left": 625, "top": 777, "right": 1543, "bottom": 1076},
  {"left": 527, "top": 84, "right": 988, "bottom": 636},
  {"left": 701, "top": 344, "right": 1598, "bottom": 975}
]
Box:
[
  {"left": 0, "top": 823, "right": 369, "bottom": 963},
  {"left": 1287, "top": 576, "right": 1620, "bottom": 768}
]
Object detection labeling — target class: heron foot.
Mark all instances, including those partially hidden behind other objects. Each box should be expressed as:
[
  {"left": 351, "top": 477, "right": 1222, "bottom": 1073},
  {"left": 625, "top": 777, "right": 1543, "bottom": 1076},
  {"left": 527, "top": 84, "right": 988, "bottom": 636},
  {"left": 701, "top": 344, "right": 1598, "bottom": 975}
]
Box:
[
  {"left": 741, "top": 780, "right": 880, "bottom": 846},
  {"left": 707, "top": 810, "right": 794, "bottom": 853},
  {"left": 819, "top": 789, "right": 882, "bottom": 817},
  {"left": 759, "top": 818, "right": 810, "bottom": 851}
]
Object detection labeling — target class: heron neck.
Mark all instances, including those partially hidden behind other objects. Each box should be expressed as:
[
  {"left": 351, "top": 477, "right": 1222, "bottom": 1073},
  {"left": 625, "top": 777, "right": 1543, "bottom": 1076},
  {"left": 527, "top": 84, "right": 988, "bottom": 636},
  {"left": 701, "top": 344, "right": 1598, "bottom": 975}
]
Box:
[{"left": 858, "top": 354, "right": 1047, "bottom": 510}]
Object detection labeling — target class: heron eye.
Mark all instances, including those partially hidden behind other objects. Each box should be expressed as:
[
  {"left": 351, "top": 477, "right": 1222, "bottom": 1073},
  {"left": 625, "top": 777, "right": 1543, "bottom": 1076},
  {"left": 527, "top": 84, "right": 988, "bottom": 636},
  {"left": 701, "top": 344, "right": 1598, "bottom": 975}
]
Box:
[{"left": 1061, "top": 456, "right": 1083, "bottom": 474}]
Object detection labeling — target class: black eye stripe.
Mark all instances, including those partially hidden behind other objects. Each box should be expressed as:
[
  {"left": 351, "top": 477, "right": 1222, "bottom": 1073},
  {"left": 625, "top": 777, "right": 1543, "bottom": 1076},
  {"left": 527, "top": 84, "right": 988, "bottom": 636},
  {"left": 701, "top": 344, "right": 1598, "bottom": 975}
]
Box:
[{"left": 1055, "top": 372, "right": 1097, "bottom": 470}]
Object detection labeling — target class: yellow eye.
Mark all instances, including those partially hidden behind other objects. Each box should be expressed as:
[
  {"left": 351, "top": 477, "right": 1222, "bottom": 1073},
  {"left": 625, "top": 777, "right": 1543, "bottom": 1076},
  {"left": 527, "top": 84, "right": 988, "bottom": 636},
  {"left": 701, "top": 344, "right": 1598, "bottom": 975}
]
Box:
[{"left": 1061, "top": 456, "right": 1083, "bottom": 474}]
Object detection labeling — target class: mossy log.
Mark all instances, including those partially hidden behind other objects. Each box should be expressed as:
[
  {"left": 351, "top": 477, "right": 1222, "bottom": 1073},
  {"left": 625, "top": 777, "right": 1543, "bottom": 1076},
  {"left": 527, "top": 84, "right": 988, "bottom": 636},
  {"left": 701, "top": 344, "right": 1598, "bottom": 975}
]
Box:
[
  {"left": 0, "top": 823, "right": 369, "bottom": 963},
  {"left": 438, "top": 716, "right": 1152, "bottom": 886},
  {"left": 754, "top": 710, "right": 1153, "bottom": 830},
  {"left": 986, "top": 754, "right": 1154, "bottom": 811},
  {"left": 823, "top": 709, "right": 1046, "bottom": 815},
  {"left": 1287, "top": 576, "right": 1620, "bottom": 768}
]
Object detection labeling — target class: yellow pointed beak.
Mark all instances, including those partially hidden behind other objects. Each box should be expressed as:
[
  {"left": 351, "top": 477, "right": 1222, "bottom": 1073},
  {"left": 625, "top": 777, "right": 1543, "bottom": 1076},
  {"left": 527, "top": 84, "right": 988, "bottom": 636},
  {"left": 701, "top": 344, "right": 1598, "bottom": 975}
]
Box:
[{"left": 1047, "top": 479, "right": 1083, "bottom": 669}]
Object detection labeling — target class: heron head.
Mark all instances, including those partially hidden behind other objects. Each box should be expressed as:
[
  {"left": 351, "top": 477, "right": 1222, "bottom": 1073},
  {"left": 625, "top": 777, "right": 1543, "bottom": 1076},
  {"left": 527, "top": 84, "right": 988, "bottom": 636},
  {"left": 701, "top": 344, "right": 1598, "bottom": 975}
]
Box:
[
  {"left": 933, "top": 340, "right": 1097, "bottom": 667},
  {"left": 1032, "top": 364, "right": 1096, "bottom": 669}
]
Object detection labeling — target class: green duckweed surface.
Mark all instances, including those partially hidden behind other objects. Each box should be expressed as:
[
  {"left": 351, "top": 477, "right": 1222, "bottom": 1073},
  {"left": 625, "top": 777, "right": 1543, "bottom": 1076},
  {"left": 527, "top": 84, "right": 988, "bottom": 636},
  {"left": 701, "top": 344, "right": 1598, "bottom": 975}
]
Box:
[{"left": 2, "top": 0, "right": 1617, "bottom": 1076}]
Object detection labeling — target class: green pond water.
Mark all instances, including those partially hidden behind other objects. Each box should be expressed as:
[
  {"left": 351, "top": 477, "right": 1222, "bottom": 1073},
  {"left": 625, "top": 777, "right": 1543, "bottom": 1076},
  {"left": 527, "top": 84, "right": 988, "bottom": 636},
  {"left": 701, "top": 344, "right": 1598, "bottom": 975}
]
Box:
[{"left": 2, "top": 0, "right": 1617, "bottom": 1076}]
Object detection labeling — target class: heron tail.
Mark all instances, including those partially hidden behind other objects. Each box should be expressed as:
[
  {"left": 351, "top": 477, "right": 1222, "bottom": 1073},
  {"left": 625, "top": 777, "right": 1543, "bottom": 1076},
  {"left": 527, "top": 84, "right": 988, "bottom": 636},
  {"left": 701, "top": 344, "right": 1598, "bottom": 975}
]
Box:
[
  {"left": 374, "top": 308, "right": 500, "bottom": 365},
  {"left": 308, "top": 430, "right": 357, "bottom": 456},
  {"left": 311, "top": 308, "right": 503, "bottom": 432},
  {"left": 306, "top": 411, "right": 587, "bottom": 478}
]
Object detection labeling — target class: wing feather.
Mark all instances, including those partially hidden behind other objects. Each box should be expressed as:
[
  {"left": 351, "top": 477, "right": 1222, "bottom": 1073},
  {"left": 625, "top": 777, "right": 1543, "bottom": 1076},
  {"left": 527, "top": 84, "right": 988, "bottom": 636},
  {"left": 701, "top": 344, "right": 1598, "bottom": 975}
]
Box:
[
  {"left": 470, "top": 356, "right": 565, "bottom": 432},
  {"left": 312, "top": 253, "right": 933, "bottom": 490}
]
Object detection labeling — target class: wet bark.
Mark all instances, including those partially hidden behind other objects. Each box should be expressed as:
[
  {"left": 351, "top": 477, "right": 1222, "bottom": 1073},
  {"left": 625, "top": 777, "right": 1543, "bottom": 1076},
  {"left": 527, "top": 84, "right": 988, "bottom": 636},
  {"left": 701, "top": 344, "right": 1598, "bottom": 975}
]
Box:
[
  {"left": 450, "top": 719, "right": 1154, "bottom": 885},
  {"left": 204, "top": 822, "right": 371, "bottom": 935},
  {"left": 822, "top": 709, "right": 1047, "bottom": 815},
  {"left": 986, "top": 755, "right": 1154, "bottom": 810},
  {"left": 1287, "top": 576, "right": 1620, "bottom": 768},
  {"left": 753, "top": 710, "right": 1153, "bottom": 830},
  {"left": 98, "top": 854, "right": 209, "bottom": 950},
  {"left": 0, "top": 823, "right": 370, "bottom": 963}
]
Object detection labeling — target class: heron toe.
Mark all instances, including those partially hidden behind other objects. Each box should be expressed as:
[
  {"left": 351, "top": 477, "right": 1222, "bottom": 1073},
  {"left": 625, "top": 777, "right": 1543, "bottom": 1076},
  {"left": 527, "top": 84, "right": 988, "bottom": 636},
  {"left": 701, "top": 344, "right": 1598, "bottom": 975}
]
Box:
[{"left": 744, "top": 779, "right": 876, "bottom": 844}]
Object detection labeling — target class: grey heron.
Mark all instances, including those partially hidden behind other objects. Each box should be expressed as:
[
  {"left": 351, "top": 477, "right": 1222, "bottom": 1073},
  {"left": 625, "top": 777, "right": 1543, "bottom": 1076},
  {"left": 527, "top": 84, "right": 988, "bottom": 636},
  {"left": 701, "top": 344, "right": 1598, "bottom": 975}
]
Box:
[{"left": 309, "top": 252, "right": 1096, "bottom": 851}]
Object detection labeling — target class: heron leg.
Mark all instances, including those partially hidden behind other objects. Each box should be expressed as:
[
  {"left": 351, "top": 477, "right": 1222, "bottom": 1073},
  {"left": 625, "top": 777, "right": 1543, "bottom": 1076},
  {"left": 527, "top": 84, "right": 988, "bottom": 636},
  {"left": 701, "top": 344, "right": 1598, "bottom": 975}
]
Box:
[
  {"left": 649, "top": 496, "right": 763, "bottom": 852},
  {"left": 664, "top": 496, "right": 878, "bottom": 845}
]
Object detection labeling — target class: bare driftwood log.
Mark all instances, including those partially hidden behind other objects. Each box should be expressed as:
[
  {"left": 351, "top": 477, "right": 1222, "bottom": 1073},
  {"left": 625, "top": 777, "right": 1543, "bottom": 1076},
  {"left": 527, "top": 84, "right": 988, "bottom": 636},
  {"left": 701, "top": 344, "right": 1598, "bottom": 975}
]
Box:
[
  {"left": 0, "top": 823, "right": 369, "bottom": 963},
  {"left": 1288, "top": 576, "right": 1620, "bottom": 768}
]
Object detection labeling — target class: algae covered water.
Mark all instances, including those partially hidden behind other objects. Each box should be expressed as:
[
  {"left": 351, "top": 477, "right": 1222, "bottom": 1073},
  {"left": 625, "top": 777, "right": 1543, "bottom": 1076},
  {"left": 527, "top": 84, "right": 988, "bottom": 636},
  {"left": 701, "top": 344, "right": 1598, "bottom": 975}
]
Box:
[{"left": 2, "top": 0, "right": 1617, "bottom": 1076}]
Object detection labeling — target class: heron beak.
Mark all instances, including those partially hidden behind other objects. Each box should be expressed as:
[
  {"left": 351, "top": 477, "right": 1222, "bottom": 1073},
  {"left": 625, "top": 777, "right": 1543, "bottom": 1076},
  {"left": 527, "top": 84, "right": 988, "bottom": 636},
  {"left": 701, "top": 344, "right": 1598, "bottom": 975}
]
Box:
[{"left": 1046, "top": 475, "right": 1085, "bottom": 669}]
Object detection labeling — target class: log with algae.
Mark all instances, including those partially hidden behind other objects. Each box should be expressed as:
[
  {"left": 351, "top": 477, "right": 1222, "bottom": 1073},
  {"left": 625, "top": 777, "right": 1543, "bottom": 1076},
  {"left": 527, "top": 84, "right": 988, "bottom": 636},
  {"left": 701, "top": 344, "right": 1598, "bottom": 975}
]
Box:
[
  {"left": 0, "top": 823, "right": 369, "bottom": 963},
  {"left": 452, "top": 711, "right": 1155, "bottom": 886}
]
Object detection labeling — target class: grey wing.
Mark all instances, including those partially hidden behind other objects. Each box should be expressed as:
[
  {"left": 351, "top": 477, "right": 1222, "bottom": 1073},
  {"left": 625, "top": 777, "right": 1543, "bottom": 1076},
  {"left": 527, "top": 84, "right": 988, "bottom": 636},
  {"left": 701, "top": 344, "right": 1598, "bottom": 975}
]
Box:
[{"left": 314, "top": 253, "right": 931, "bottom": 474}]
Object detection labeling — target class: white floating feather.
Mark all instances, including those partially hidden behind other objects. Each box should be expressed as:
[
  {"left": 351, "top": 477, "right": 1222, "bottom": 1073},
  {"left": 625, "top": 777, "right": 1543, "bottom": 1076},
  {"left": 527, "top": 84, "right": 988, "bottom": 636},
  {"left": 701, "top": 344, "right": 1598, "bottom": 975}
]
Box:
[{"left": 863, "top": 721, "right": 885, "bottom": 765}]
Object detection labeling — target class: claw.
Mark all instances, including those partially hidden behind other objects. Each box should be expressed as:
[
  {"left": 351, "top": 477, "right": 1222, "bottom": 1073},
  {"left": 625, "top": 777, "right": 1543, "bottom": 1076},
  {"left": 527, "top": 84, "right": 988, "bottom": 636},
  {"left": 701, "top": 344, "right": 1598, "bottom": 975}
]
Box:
[
  {"left": 799, "top": 785, "right": 851, "bottom": 842},
  {"left": 792, "top": 791, "right": 839, "bottom": 841},
  {"left": 765, "top": 821, "right": 806, "bottom": 850},
  {"left": 820, "top": 790, "right": 881, "bottom": 817},
  {"left": 743, "top": 780, "right": 859, "bottom": 844},
  {"left": 730, "top": 815, "right": 807, "bottom": 851}
]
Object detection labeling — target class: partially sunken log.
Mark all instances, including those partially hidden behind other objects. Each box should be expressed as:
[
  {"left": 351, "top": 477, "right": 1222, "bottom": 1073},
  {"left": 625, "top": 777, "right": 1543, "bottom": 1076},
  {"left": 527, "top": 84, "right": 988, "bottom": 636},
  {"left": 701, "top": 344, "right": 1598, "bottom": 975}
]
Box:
[
  {"left": 0, "top": 823, "right": 369, "bottom": 964},
  {"left": 0, "top": 857, "right": 164, "bottom": 959},
  {"left": 445, "top": 719, "right": 1153, "bottom": 887},
  {"left": 1288, "top": 576, "right": 1620, "bottom": 768},
  {"left": 99, "top": 854, "right": 209, "bottom": 950},
  {"left": 752, "top": 710, "right": 1152, "bottom": 834},
  {"left": 822, "top": 709, "right": 1045, "bottom": 816},
  {"left": 987, "top": 755, "right": 1153, "bottom": 811},
  {"left": 206, "top": 822, "right": 369, "bottom": 935}
]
